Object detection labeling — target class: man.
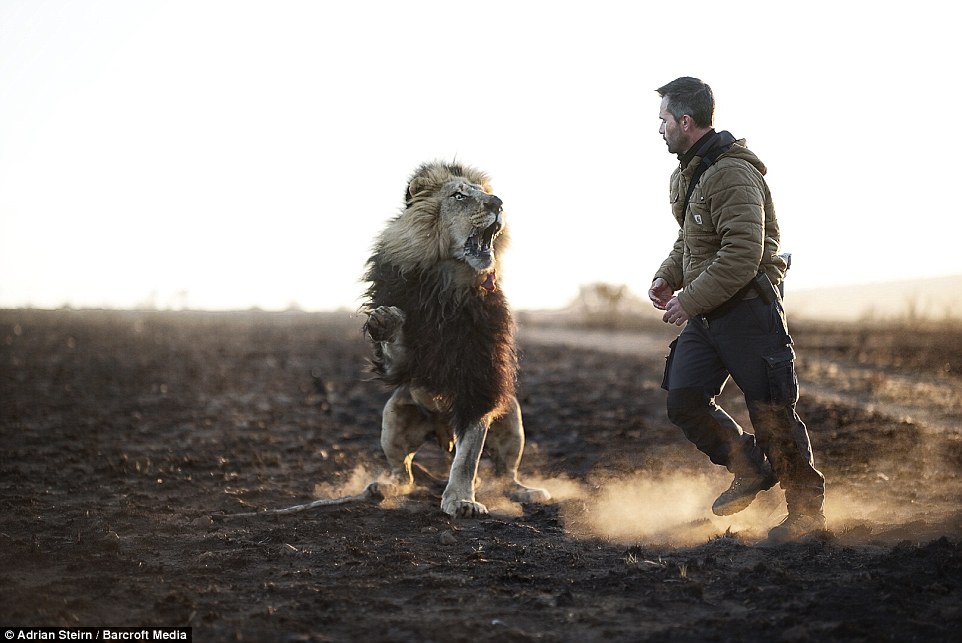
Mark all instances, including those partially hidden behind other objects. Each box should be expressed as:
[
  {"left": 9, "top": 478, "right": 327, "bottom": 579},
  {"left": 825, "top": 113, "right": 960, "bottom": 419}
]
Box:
[{"left": 649, "top": 77, "right": 825, "bottom": 545}]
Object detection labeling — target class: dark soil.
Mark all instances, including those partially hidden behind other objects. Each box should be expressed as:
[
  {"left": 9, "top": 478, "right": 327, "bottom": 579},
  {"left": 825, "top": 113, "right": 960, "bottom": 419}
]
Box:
[{"left": 2, "top": 310, "right": 960, "bottom": 641}]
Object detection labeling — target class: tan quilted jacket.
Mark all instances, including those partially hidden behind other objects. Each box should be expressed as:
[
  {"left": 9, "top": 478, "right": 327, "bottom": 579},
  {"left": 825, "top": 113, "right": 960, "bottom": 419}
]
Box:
[{"left": 654, "top": 137, "right": 789, "bottom": 316}]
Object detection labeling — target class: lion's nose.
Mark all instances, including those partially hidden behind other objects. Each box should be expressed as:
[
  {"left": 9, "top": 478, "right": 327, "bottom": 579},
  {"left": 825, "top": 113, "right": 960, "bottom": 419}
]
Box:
[{"left": 484, "top": 195, "right": 503, "bottom": 213}]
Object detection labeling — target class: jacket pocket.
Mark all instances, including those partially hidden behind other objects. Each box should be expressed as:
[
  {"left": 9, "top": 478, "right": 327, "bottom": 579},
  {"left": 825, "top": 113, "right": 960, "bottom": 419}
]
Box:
[{"left": 687, "top": 189, "right": 711, "bottom": 227}]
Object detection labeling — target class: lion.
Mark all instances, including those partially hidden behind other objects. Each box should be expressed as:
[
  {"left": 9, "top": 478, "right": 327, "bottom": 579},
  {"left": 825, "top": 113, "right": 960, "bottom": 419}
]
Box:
[{"left": 361, "top": 161, "right": 550, "bottom": 518}]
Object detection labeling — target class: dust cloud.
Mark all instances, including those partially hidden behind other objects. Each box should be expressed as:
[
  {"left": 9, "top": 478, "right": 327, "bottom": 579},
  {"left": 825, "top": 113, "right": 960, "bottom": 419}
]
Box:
[
  {"left": 520, "top": 471, "right": 778, "bottom": 545},
  {"left": 306, "top": 457, "right": 960, "bottom": 546},
  {"left": 525, "top": 462, "right": 962, "bottom": 546},
  {"left": 312, "top": 464, "right": 381, "bottom": 499}
]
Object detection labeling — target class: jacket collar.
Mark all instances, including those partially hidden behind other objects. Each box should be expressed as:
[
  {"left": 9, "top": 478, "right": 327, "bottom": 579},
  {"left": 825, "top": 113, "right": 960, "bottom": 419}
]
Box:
[
  {"left": 679, "top": 130, "right": 738, "bottom": 174},
  {"left": 678, "top": 129, "right": 716, "bottom": 167}
]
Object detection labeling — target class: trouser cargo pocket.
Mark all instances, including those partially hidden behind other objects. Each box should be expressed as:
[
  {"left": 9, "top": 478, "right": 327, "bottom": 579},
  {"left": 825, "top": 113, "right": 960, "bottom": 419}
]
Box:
[
  {"left": 661, "top": 338, "right": 678, "bottom": 391},
  {"left": 764, "top": 345, "right": 798, "bottom": 406}
]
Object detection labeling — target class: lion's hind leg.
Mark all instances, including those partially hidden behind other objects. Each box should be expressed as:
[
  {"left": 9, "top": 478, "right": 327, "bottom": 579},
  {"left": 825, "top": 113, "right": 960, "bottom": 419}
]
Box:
[
  {"left": 485, "top": 397, "right": 551, "bottom": 505},
  {"left": 367, "top": 386, "right": 433, "bottom": 500}
]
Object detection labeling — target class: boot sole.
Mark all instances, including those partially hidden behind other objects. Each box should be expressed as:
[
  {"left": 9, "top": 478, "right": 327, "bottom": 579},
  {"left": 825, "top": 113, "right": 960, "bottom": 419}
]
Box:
[
  {"left": 712, "top": 493, "right": 762, "bottom": 516},
  {"left": 711, "top": 475, "right": 777, "bottom": 516}
]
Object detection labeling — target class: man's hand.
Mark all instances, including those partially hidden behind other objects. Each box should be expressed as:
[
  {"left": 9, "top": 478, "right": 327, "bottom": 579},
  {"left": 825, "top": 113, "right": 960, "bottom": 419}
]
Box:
[
  {"left": 648, "top": 278, "right": 674, "bottom": 310},
  {"left": 663, "top": 296, "right": 690, "bottom": 326}
]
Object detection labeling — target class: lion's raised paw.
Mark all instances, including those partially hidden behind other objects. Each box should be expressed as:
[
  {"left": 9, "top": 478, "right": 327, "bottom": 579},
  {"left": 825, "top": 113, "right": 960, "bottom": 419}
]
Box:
[{"left": 365, "top": 306, "right": 405, "bottom": 342}]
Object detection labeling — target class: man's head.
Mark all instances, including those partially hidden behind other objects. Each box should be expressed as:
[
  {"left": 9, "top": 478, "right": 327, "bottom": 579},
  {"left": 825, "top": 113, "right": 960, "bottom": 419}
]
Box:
[{"left": 657, "top": 77, "right": 714, "bottom": 155}]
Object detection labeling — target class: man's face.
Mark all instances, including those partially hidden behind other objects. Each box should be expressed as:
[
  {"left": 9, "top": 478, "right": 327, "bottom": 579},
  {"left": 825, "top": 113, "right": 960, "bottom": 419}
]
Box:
[{"left": 659, "top": 96, "right": 687, "bottom": 156}]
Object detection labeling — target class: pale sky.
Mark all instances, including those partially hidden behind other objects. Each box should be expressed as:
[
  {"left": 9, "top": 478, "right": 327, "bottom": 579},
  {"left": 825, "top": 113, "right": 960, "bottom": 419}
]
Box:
[{"left": 1, "top": 0, "right": 959, "bottom": 312}]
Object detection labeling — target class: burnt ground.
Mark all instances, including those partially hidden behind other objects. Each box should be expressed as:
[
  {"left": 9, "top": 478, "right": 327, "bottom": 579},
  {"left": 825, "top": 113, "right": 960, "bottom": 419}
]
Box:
[{"left": 1, "top": 309, "right": 960, "bottom": 642}]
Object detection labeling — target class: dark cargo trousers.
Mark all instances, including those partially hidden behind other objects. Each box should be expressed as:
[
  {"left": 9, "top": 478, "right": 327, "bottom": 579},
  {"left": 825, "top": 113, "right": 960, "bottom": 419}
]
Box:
[{"left": 662, "top": 294, "right": 825, "bottom": 514}]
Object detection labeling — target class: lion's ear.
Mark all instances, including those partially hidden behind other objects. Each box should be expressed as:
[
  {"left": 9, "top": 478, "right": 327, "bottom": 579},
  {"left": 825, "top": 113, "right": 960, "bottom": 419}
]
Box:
[{"left": 405, "top": 176, "right": 429, "bottom": 206}]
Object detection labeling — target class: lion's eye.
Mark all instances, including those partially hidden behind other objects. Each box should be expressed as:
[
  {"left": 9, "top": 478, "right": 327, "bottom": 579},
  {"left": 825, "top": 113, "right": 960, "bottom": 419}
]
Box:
[{"left": 452, "top": 192, "right": 466, "bottom": 201}]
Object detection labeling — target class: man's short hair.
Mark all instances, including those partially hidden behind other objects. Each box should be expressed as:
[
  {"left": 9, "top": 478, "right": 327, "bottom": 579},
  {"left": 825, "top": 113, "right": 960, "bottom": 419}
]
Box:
[{"left": 656, "top": 77, "right": 714, "bottom": 128}]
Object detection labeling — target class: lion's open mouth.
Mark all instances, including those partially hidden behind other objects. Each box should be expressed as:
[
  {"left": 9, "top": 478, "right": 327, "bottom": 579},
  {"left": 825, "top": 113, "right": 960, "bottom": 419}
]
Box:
[{"left": 464, "top": 221, "right": 502, "bottom": 260}]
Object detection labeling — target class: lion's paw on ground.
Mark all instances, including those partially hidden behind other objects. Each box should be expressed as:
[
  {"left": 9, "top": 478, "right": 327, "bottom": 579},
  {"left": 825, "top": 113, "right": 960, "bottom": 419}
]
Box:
[{"left": 443, "top": 499, "right": 489, "bottom": 518}]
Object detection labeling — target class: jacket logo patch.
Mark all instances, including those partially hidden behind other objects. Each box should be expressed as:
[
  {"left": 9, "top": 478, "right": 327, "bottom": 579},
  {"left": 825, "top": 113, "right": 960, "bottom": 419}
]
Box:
[{"left": 693, "top": 214, "right": 703, "bottom": 224}]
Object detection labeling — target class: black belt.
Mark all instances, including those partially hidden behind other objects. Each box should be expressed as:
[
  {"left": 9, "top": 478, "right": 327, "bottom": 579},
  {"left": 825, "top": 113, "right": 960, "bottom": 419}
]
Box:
[{"left": 702, "top": 273, "right": 777, "bottom": 321}]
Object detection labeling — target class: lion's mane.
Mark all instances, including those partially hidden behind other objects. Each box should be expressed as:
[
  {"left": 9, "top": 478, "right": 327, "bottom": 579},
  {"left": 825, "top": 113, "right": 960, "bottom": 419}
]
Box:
[{"left": 363, "top": 162, "right": 517, "bottom": 435}]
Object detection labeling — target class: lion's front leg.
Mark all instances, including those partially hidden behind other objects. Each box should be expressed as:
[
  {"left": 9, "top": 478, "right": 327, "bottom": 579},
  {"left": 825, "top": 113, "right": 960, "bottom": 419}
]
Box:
[
  {"left": 364, "top": 306, "right": 407, "bottom": 377},
  {"left": 486, "top": 397, "right": 551, "bottom": 504},
  {"left": 365, "top": 305, "right": 404, "bottom": 342},
  {"left": 441, "top": 421, "right": 490, "bottom": 518}
]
